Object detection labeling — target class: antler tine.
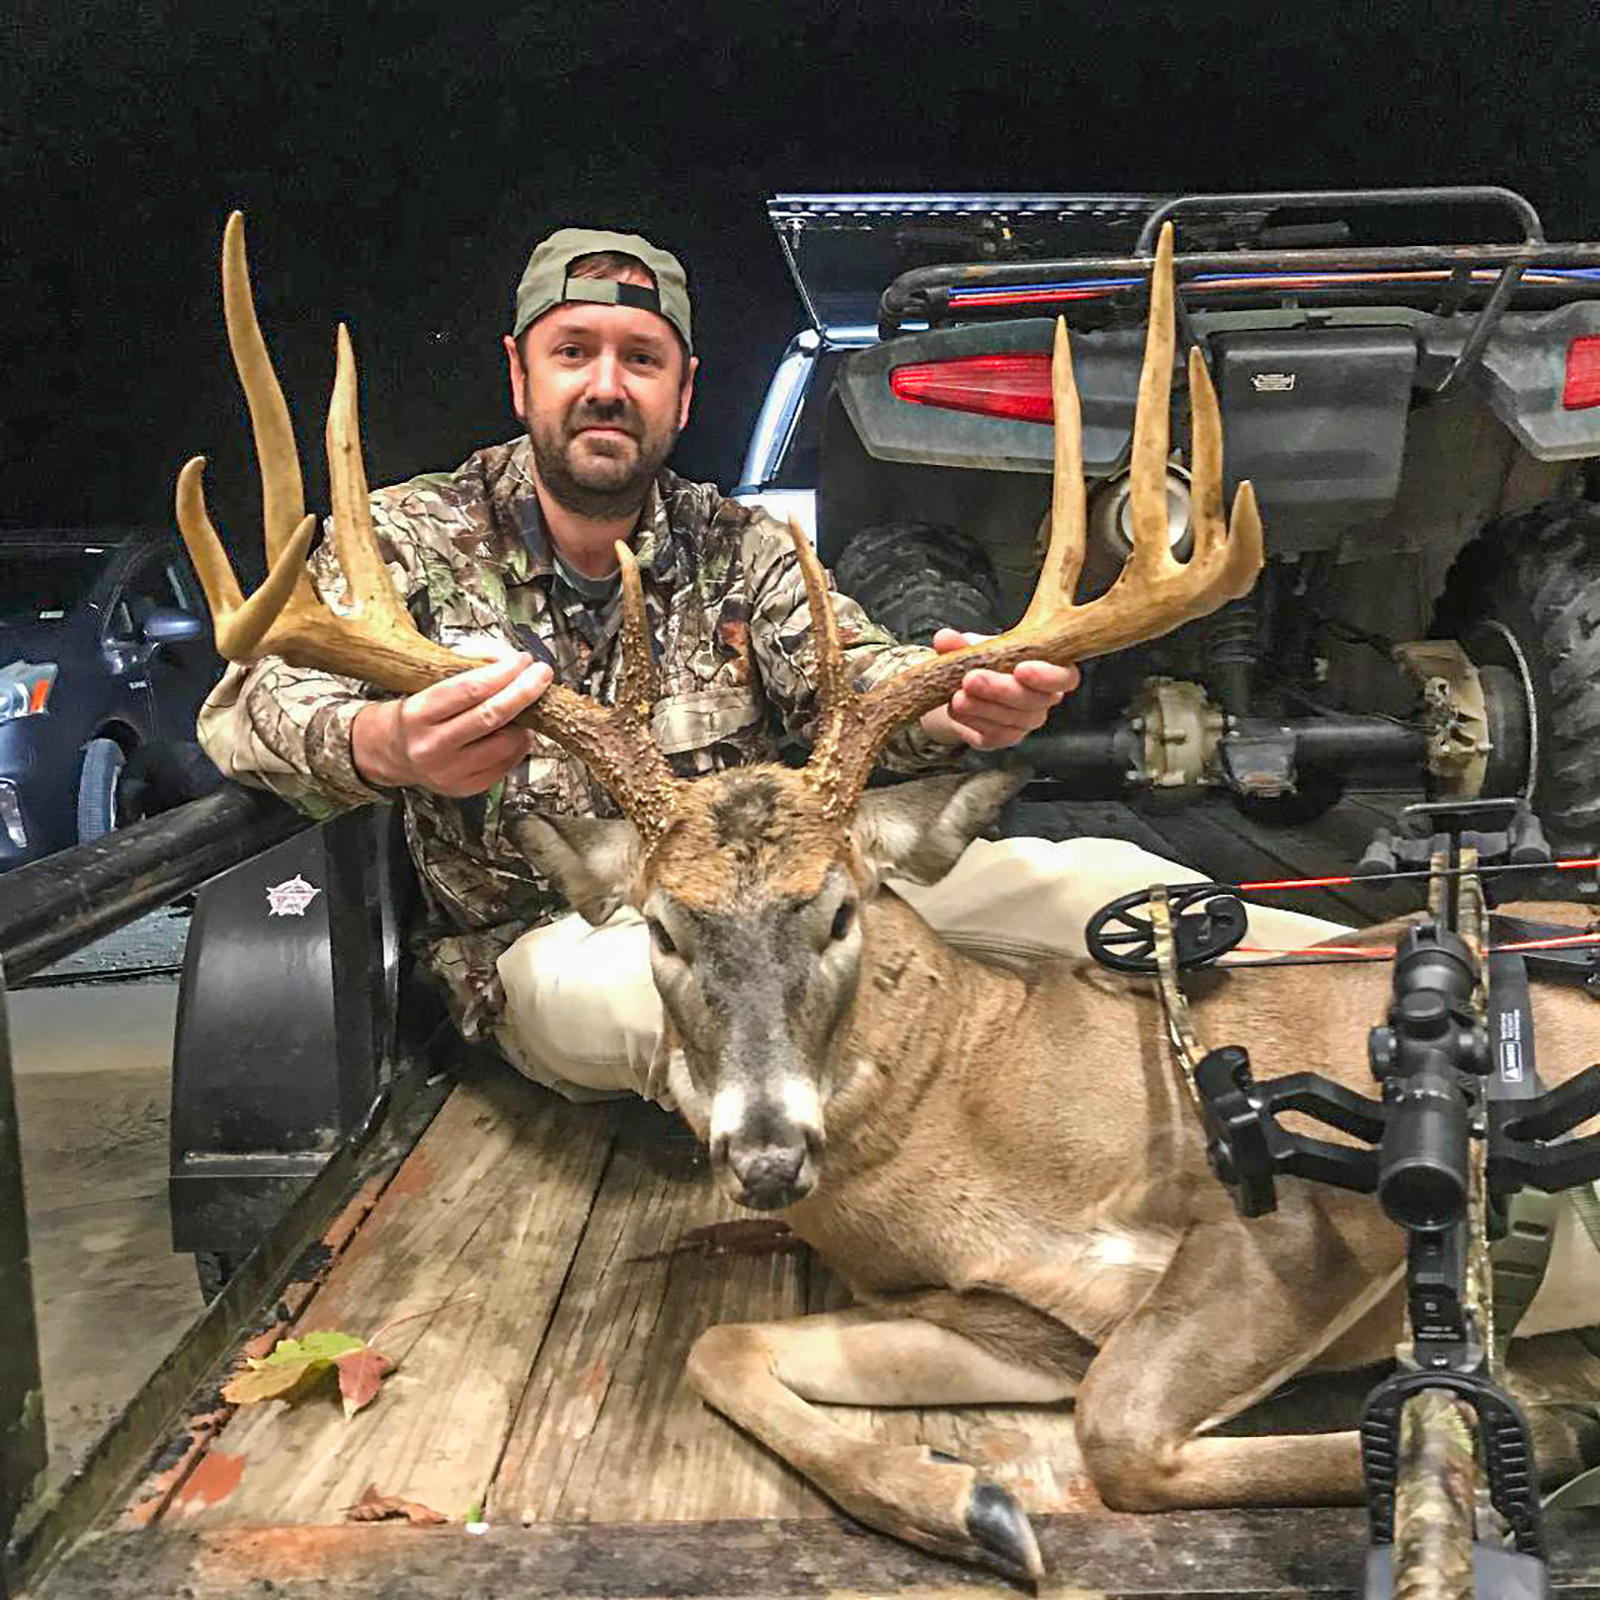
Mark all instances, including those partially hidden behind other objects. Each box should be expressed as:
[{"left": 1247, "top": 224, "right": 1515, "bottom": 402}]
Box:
[
  {"left": 797, "top": 218, "right": 1263, "bottom": 821},
  {"left": 174, "top": 457, "right": 246, "bottom": 630},
  {"left": 1187, "top": 343, "right": 1265, "bottom": 594},
  {"left": 320, "top": 320, "right": 490, "bottom": 687},
  {"left": 784, "top": 515, "right": 861, "bottom": 806},
  {"left": 1018, "top": 317, "right": 1087, "bottom": 630},
  {"left": 1185, "top": 337, "right": 1226, "bottom": 569},
  {"left": 326, "top": 324, "right": 412, "bottom": 630},
  {"left": 175, "top": 456, "right": 319, "bottom": 659},
  {"left": 612, "top": 539, "right": 660, "bottom": 716},
  {"left": 221, "top": 212, "right": 312, "bottom": 571},
  {"left": 1124, "top": 222, "right": 1177, "bottom": 579},
  {"left": 529, "top": 541, "right": 684, "bottom": 845}
]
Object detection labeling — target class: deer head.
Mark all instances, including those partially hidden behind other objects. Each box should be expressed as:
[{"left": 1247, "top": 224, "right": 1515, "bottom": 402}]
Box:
[{"left": 179, "top": 214, "right": 1261, "bottom": 1212}]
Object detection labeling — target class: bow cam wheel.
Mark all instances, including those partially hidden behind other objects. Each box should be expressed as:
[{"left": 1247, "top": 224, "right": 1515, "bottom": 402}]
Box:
[{"left": 1086, "top": 883, "right": 1249, "bottom": 973}]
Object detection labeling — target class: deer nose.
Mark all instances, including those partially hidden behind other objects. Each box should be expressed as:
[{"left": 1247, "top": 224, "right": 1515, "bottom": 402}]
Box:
[{"left": 726, "top": 1141, "right": 809, "bottom": 1211}]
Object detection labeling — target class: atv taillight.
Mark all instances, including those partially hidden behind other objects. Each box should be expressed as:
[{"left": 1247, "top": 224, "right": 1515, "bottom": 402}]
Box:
[
  {"left": 889, "top": 353, "right": 1054, "bottom": 424},
  {"left": 1563, "top": 336, "right": 1600, "bottom": 410}
]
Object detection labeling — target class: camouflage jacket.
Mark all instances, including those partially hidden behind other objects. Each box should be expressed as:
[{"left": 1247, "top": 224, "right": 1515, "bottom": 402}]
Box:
[{"left": 198, "top": 436, "right": 957, "bottom": 1038}]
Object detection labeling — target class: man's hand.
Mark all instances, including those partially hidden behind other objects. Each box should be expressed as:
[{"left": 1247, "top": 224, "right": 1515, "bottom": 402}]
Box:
[
  {"left": 351, "top": 653, "right": 553, "bottom": 796},
  {"left": 917, "top": 629, "right": 1080, "bottom": 751}
]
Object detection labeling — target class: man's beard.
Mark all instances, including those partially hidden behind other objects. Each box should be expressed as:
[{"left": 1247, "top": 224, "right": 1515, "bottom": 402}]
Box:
[{"left": 527, "top": 398, "right": 680, "bottom": 521}]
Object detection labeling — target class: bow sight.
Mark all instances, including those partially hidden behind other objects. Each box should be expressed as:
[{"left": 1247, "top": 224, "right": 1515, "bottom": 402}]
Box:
[{"left": 1089, "top": 797, "right": 1600, "bottom": 1599}]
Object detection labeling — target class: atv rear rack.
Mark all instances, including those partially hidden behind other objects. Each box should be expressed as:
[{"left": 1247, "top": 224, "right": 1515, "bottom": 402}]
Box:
[{"left": 876, "top": 187, "right": 1600, "bottom": 399}]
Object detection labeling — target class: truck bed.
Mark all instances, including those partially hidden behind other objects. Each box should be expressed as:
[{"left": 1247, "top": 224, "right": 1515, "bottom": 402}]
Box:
[
  {"left": 26, "top": 792, "right": 1600, "bottom": 1597},
  {"left": 41, "top": 1068, "right": 1381, "bottom": 1598}
]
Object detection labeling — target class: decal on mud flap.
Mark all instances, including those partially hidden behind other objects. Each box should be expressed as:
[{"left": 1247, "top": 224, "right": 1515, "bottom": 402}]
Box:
[
  {"left": 266, "top": 875, "right": 321, "bottom": 917},
  {"left": 1251, "top": 372, "right": 1297, "bottom": 393}
]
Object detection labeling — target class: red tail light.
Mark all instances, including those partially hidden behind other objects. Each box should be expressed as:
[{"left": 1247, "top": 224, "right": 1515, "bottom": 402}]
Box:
[
  {"left": 1563, "top": 335, "right": 1600, "bottom": 410},
  {"left": 889, "top": 353, "right": 1054, "bottom": 424}
]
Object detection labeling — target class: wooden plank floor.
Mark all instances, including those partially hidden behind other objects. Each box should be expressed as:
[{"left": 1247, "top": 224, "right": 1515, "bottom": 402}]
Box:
[
  {"left": 141, "top": 790, "right": 1430, "bottom": 1536},
  {"left": 491, "top": 1117, "right": 822, "bottom": 1525},
  {"left": 165, "top": 1067, "right": 616, "bottom": 1527}
]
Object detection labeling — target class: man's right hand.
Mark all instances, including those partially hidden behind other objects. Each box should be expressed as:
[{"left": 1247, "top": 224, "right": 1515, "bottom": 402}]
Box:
[{"left": 351, "top": 653, "right": 553, "bottom": 796}]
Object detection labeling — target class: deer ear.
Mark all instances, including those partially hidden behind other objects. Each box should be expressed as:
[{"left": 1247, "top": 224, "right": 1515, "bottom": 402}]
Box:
[
  {"left": 851, "top": 768, "right": 1027, "bottom": 885},
  {"left": 504, "top": 813, "right": 642, "bottom": 926}
]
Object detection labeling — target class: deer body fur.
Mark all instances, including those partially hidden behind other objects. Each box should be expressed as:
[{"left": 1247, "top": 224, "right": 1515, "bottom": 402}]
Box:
[
  {"left": 517, "top": 766, "right": 1600, "bottom": 1579},
  {"left": 581, "top": 774, "right": 1592, "bottom": 1578}
]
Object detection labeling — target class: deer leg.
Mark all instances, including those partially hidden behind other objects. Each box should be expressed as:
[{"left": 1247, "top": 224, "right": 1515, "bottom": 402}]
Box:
[
  {"left": 1073, "top": 1214, "right": 1399, "bottom": 1512},
  {"left": 687, "top": 1304, "right": 1076, "bottom": 1579}
]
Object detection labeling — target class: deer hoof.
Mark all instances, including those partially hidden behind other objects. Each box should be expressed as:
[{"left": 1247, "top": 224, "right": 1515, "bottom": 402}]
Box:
[{"left": 966, "top": 1479, "right": 1043, "bottom": 1580}]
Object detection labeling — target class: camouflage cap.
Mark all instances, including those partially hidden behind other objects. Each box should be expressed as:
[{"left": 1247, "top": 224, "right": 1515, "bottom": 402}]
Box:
[{"left": 512, "top": 227, "right": 693, "bottom": 354}]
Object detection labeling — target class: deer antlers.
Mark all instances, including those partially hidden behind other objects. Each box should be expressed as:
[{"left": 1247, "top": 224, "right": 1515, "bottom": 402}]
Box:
[
  {"left": 792, "top": 221, "right": 1263, "bottom": 820},
  {"left": 179, "top": 215, "right": 1258, "bottom": 853},
  {"left": 176, "top": 213, "right": 684, "bottom": 842}
]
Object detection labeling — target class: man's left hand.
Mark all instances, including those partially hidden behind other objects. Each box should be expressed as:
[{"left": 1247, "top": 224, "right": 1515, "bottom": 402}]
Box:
[{"left": 917, "top": 629, "right": 1080, "bottom": 751}]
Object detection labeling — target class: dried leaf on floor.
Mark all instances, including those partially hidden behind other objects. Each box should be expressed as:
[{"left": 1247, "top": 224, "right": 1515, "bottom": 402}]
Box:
[
  {"left": 334, "top": 1346, "right": 396, "bottom": 1418},
  {"left": 222, "top": 1330, "right": 394, "bottom": 1417},
  {"left": 344, "top": 1483, "right": 448, "bottom": 1526}
]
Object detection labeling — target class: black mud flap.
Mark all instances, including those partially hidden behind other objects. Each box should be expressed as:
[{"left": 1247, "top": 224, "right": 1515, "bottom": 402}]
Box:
[
  {"left": 168, "top": 804, "right": 413, "bottom": 1261},
  {"left": 1210, "top": 327, "right": 1418, "bottom": 546}
]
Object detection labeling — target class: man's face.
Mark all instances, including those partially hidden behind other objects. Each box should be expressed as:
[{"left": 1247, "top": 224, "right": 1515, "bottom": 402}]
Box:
[{"left": 504, "top": 268, "right": 697, "bottom": 521}]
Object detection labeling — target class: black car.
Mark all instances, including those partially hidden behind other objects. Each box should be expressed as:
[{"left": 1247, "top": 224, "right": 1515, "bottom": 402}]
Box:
[{"left": 0, "top": 527, "right": 224, "bottom": 870}]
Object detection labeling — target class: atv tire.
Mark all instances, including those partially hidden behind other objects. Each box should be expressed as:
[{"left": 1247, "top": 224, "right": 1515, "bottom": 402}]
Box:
[
  {"left": 1432, "top": 498, "right": 1600, "bottom": 850},
  {"left": 834, "top": 521, "right": 1004, "bottom": 646}
]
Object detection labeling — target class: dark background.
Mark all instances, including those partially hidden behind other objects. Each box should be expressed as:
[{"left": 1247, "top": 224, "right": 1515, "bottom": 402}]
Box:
[{"left": 4, "top": 0, "right": 1596, "bottom": 563}]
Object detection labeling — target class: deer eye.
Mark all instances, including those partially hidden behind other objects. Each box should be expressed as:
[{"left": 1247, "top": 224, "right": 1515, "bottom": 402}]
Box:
[
  {"left": 829, "top": 901, "right": 856, "bottom": 942},
  {"left": 649, "top": 919, "right": 678, "bottom": 957}
]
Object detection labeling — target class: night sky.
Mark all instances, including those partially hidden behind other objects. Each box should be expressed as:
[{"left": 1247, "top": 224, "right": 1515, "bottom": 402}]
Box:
[{"left": 5, "top": 0, "right": 1596, "bottom": 564}]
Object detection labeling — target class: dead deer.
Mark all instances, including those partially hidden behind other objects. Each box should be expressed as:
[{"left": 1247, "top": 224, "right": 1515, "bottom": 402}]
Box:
[{"left": 179, "top": 214, "right": 1600, "bottom": 1579}]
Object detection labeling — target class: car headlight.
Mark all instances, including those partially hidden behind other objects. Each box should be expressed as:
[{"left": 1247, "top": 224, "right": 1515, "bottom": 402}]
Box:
[{"left": 0, "top": 662, "right": 58, "bottom": 722}]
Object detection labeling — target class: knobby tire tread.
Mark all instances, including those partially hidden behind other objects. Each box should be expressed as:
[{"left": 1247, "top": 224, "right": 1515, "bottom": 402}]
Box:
[{"left": 1434, "top": 497, "right": 1600, "bottom": 849}]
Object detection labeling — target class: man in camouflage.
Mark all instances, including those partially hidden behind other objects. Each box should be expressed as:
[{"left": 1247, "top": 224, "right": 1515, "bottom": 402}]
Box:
[{"left": 199, "top": 227, "right": 1342, "bottom": 1099}]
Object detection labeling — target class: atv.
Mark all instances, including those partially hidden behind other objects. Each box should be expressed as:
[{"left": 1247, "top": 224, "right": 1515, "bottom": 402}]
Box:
[{"left": 733, "top": 188, "right": 1600, "bottom": 848}]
